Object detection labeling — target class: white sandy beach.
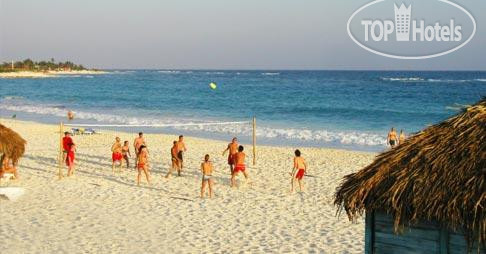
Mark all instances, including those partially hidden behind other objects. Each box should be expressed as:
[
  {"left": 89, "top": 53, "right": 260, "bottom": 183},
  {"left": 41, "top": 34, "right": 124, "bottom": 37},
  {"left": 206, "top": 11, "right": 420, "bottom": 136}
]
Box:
[
  {"left": 0, "top": 119, "right": 375, "bottom": 253},
  {"left": 0, "top": 70, "right": 107, "bottom": 78}
]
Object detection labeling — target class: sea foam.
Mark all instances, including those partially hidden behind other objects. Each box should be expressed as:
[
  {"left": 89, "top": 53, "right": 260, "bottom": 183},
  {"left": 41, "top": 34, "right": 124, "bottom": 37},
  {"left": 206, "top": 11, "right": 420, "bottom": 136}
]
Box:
[{"left": 0, "top": 98, "right": 387, "bottom": 147}]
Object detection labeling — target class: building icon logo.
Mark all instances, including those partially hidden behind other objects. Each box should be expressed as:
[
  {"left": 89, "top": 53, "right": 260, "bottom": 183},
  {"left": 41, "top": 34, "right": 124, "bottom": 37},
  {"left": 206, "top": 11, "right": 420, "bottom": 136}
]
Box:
[
  {"left": 394, "top": 3, "right": 411, "bottom": 41},
  {"left": 347, "top": 0, "right": 477, "bottom": 59}
]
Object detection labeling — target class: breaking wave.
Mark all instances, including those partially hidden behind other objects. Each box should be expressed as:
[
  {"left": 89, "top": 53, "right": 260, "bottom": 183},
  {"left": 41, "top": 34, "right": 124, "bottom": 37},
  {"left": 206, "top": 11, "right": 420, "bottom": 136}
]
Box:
[{"left": 0, "top": 97, "right": 386, "bottom": 147}]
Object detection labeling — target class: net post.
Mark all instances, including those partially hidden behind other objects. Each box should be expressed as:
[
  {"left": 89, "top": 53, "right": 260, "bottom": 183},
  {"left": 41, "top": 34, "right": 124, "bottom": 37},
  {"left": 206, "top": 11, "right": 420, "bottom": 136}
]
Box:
[
  {"left": 252, "top": 117, "right": 256, "bottom": 166},
  {"left": 58, "top": 122, "right": 64, "bottom": 179}
]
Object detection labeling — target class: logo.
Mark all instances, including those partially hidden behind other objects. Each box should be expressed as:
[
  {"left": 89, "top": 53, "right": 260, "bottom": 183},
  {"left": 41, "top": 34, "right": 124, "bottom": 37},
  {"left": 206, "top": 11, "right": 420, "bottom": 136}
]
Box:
[
  {"left": 394, "top": 4, "right": 411, "bottom": 41},
  {"left": 347, "top": 0, "right": 476, "bottom": 59}
]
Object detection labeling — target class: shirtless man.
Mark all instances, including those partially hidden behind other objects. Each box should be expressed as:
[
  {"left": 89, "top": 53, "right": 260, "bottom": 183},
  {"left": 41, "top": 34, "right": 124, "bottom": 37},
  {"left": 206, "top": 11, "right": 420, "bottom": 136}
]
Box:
[
  {"left": 165, "top": 141, "right": 181, "bottom": 178},
  {"left": 200, "top": 154, "right": 214, "bottom": 198},
  {"left": 231, "top": 145, "right": 249, "bottom": 188},
  {"left": 387, "top": 127, "right": 398, "bottom": 148},
  {"left": 67, "top": 110, "right": 74, "bottom": 121},
  {"left": 66, "top": 143, "right": 76, "bottom": 177},
  {"left": 176, "top": 135, "right": 187, "bottom": 174},
  {"left": 122, "top": 141, "right": 131, "bottom": 169},
  {"left": 62, "top": 132, "right": 73, "bottom": 163},
  {"left": 137, "top": 145, "right": 151, "bottom": 186},
  {"left": 222, "top": 137, "right": 238, "bottom": 174},
  {"left": 399, "top": 130, "right": 406, "bottom": 145},
  {"left": 0, "top": 154, "right": 19, "bottom": 180},
  {"left": 133, "top": 132, "right": 146, "bottom": 169},
  {"left": 291, "top": 149, "right": 308, "bottom": 193},
  {"left": 111, "top": 137, "right": 123, "bottom": 173}
]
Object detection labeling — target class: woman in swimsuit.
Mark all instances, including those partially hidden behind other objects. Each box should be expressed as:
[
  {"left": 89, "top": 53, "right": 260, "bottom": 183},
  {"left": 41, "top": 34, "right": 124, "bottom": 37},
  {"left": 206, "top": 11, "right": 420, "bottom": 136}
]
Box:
[
  {"left": 136, "top": 145, "right": 151, "bottom": 186},
  {"left": 200, "top": 154, "right": 214, "bottom": 198}
]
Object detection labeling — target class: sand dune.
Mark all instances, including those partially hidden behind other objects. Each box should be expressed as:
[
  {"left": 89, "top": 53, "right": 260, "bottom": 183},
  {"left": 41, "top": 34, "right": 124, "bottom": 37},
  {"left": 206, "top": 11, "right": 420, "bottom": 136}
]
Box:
[{"left": 0, "top": 119, "right": 375, "bottom": 253}]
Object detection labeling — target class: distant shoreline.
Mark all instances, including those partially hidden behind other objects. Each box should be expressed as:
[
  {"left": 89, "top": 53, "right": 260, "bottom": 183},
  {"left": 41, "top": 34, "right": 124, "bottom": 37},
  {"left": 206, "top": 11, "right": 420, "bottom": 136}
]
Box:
[{"left": 0, "top": 70, "right": 108, "bottom": 78}]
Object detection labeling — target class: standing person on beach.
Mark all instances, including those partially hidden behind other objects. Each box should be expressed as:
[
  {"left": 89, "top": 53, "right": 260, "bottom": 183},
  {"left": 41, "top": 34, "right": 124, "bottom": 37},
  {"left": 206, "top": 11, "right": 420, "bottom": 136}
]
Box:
[
  {"left": 111, "top": 137, "right": 123, "bottom": 173},
  {"left": 133, "top": 132, "right": 146, "bottom": 169},
  {"left": 66, "top": 143, "right": 76, "bottom": 177},
  {"left": 387, "top": 127, "right": 398, "bottom": 148},
  {"left": 222, "top": 137, "right": 238, "bottom": 174},
  {"left": 231, "top": 145, "right": 249, "bottom": 188},
  {"left": 399, "top": 130, "right": 406, "bottom": 145},
  {"left": 122, "top": 141, "right": 131, "bottom": 169},
  {"left": 200, "top": 154, "right": 214, "bottom": 198},
  {"left": 176, "top": 135, "right": 187, "bottom": 174},
  {"left": 62, "top": 132, "right": 73, "bottom": 163},
  {"left": 166, "top": 141, "right": 181, "bottom": 178},
  {"left": 291, "top": 149, "right": 307, "bottom": 193},
  {"left": 136, "top": 145, "right": 151, "bottom": 186}
]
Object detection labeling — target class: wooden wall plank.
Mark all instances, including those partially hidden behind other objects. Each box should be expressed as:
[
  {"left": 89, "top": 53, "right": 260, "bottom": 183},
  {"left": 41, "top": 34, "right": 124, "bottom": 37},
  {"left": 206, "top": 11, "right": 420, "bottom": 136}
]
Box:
[
  {"left": 374, "top": 242, "right": 429, "bottom": 254},
  {"left": 371, "top": 211, "right": 485, "bottom": 254},
  {"left": 374, "top": 232, "right": 439, "bottom": 253},
  {"left": 439, "top": 228, "right": 448, "bottom": 254},
  {"left": 374, "top": 221, "right": 439, "bottom": 241},
  {"left": 365, "top": 211, "right": 374, "bottom": 254}
]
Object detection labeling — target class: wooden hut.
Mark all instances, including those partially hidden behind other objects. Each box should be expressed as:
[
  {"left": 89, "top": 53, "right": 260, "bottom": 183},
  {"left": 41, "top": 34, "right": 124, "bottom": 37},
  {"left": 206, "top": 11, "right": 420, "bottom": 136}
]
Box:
[
  {"left": 0, "top": 123, "right": 26, "bottom": 166},
  {"left": 334, "top": 98, "right": 485, "bottom": 254}
]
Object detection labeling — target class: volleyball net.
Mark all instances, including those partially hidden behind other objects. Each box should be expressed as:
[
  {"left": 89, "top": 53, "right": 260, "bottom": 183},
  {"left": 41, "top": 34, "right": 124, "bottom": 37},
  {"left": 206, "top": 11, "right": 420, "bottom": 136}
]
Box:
[{"left": 56, "top": 118, "right": 257, "bottom": 178}]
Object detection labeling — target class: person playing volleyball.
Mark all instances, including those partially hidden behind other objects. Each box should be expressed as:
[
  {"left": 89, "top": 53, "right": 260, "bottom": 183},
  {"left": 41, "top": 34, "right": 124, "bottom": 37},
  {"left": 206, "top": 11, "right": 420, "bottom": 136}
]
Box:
[
  {"left": 133, "top": 132, "right": 146, "bottom": 169},
  {"left": 200, "top": 154, "right": 214, "bottom": 198},
  {"left": 122, "top": 140, "right": 131, "bottom": 169},
  {"left": 66, "top": 143, "right": 76, "bottom": 177},
  {"left": 176, "top": 135, "right": 187, "bottom": 175},
  {"left": 136, "top": 145, "right": 150, "bottom": 186},
  {"left": 165, "top": 141, "right": 181, "bottom": 178},
  {"left": 222, "top": 137, "right": 238, "bottom": 174},
  {"left": 111, "top": 137, "right": 123, "bottom": 173},
  {"left": 291, "top": 149, "right": 307, "bottom": 193},
  {"left": 230, "top": 145, "right": 249, "bottom": 188}
]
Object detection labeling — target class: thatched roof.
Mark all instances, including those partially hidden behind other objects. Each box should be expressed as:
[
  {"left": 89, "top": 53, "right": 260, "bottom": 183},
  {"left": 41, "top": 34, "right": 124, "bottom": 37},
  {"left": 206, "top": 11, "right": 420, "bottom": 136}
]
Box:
[
  {"left": 334, "top": 98, "right": 485, "bottom": 246},
  {"left": 0, "top": 124, "right": 26, "bottom": 165}
]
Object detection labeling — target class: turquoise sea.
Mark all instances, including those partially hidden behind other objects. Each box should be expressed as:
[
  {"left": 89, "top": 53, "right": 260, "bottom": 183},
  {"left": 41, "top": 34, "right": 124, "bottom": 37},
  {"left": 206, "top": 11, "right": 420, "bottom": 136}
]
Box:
[{"left": 0, "top": 70, "right": 485, "bottom": 151}]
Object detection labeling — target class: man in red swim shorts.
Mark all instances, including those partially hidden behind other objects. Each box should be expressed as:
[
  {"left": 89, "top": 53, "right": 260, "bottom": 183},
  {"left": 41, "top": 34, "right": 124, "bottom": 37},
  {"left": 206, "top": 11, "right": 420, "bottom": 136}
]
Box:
[
  {"left": 111, "top": 137, "right": 123, "bottom": 173},
  {"left": 291, "top": 149, "right": 308, "bottom": 193},
  {"left": 222, "top": 137, "right": 238, "bottom": 174},
  {"left": 62, "top": 131, "right": 73, "bottom": 163},
  {"left": 66, "top": 143, "right": 76, "bottom": 177},
  {"left": 231, "top": 145, "right": 249, "bottom": 188}
]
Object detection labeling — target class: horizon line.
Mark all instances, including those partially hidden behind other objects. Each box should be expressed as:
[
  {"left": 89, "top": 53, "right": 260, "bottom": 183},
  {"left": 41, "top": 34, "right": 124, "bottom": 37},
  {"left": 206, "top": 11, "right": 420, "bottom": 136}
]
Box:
[{"left": 98, "top": 68, "right": 486, "bottom": 72}]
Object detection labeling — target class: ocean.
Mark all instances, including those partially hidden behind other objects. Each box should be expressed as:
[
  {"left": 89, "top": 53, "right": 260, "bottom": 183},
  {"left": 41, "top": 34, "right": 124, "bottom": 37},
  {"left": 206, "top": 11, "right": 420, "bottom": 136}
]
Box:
[{"left": 0, "top": 70, "right": 485, "bottom": 151}]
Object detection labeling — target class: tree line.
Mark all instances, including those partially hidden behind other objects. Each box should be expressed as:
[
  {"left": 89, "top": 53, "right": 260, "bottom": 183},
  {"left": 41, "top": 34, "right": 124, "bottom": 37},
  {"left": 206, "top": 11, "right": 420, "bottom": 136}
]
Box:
[{"left": 0, "top": 58, "right": 88, "bottom": 72}]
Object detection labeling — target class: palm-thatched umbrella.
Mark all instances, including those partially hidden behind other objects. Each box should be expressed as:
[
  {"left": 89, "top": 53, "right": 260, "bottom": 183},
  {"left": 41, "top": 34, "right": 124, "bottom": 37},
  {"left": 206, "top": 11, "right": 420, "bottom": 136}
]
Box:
[
  {"left": 334, "top": 98, "right": 485, "bottom": 251},
  {"left": 0, "top": 123, "right": 26, "bottom": 165}
]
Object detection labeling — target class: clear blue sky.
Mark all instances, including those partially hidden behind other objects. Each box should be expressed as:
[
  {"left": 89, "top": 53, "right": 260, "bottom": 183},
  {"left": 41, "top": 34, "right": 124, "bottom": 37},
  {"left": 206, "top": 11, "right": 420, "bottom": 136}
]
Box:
[{"left": 1, "top": 0, "right": 485, "bottom": 70}]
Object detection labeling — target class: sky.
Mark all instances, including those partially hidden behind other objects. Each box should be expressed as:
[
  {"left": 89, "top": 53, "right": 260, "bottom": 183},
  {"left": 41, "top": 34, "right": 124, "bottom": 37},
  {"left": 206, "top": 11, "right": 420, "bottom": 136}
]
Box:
[{"left": 1, "top": 0, "right": 485, "bottom": 70}]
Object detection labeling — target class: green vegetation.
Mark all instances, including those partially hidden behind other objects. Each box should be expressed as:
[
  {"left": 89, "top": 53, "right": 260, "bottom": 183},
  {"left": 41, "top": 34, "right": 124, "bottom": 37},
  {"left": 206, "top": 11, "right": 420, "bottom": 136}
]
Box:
[{"left": 0, "top": 58, "right": 88, "bottom": 72}]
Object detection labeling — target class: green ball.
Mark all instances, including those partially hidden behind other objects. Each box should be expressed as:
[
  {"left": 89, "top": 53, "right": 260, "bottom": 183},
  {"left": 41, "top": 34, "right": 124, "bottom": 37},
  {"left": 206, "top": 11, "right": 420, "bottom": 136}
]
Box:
[{"left": 209, "top": 82, "right": 217, "bottom": 90}]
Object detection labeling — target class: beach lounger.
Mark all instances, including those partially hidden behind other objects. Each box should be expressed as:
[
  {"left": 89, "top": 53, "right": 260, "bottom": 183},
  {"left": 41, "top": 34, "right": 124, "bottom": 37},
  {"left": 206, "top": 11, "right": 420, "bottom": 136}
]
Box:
[
  {"left": 70, "top": 128, "right": 80, "bottom": 135},
  {"left": 0, "top": 187, "right": 25, "bottom": 201},
  {"left": 70, "top": 127, "right": 96, "bottom": 135},
  {"left": 84, "top": 128, "right": 96, "bottom": 135}
]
